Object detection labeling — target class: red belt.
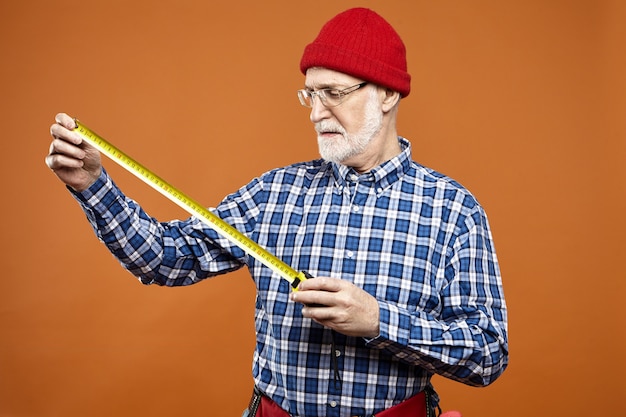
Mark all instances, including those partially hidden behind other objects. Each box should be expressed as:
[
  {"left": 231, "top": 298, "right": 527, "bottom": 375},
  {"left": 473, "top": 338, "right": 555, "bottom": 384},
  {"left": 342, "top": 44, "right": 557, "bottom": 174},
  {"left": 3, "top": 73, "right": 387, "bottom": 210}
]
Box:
[{"left": 256, "top": 391, "right": 427, "bottom": 417}]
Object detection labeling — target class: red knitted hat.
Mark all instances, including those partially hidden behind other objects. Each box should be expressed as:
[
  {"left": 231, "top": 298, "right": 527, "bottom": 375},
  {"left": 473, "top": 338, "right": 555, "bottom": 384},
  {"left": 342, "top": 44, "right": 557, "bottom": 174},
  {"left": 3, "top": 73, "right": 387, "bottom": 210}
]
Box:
[{"left": 300, "top": 8, "right": 411, "bottom": 97}]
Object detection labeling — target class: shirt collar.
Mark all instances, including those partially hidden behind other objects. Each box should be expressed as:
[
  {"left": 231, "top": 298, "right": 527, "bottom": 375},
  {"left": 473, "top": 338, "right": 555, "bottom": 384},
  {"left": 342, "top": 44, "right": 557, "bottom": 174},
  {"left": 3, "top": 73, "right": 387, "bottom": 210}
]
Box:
[{"left": 330, "top": 137, "right": 412, "bottom": 191}]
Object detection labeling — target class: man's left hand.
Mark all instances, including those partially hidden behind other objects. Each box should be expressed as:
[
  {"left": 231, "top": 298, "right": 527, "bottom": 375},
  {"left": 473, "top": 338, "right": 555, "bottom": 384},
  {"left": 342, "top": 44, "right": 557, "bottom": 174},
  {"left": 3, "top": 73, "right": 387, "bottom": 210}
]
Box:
[{"left": 289, "top": 277, "right": 380, "bottom": 338}]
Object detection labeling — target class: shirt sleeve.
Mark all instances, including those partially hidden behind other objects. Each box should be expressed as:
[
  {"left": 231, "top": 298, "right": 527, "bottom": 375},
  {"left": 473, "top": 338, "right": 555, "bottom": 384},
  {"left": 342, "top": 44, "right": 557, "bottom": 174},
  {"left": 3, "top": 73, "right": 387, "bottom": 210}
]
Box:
[
  {"left": 366, "top": 203, "right": 508, "bottom": 387},
  {"left": 70, "top": 168, "right": 248, "bottom": 286}
]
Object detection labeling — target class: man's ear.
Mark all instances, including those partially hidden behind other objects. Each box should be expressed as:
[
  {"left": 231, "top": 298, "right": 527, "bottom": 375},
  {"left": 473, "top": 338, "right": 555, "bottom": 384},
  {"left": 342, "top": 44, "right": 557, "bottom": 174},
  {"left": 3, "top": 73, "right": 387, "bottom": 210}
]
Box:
[{"left": 381, "top": 88, "right": 401, "bottom": 112}]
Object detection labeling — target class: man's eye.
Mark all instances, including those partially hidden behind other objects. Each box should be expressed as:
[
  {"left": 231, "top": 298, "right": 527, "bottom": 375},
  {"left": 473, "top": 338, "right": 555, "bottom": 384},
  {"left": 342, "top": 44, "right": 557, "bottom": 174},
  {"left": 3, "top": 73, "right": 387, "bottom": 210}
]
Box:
[{"left": 325, "top": 89, "right": 343, "bottom": 98}]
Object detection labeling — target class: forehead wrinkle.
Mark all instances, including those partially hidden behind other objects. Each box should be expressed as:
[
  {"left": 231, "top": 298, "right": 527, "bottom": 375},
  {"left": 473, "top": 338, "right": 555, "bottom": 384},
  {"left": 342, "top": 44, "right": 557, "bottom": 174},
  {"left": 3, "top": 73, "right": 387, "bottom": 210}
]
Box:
[
  {"left": 305, "top": 68, "right": 362, "bottom": 90},
  {"left": 304, "top": 81, "right": 349, "bottom": 91}
]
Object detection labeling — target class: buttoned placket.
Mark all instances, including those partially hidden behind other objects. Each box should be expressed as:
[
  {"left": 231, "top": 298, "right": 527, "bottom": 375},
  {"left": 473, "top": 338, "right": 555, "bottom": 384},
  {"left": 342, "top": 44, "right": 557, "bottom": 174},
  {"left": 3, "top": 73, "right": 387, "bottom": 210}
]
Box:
[{"left": 325, "top": 171, "right": 381, "bottom": 417}]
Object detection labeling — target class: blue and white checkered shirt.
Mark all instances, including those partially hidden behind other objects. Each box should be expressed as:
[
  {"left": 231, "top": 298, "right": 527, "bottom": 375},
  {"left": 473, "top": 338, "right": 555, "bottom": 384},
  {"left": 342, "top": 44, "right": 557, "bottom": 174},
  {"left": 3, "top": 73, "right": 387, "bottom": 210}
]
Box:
[{"left": 73, "top": 137, "right": 508, "bottom": 417}]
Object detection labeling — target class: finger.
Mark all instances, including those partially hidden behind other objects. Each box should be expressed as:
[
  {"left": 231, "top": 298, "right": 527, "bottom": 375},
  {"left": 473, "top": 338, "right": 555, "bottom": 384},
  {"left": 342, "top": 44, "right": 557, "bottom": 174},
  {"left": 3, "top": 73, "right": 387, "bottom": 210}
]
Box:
[
  {"left": 48, "top": 136, "right": 86, "bottom": 159},
  {"left": 301, "top": 305, "right": 334, "bottom": 320},
  {"left": 291, "top": 289, "right": 334, "bottom": 307},
  {"left": 45, "top": 152, "right": 85, "bottom": 170},
  {"left": 50, "top": 123, "right": 82, "bottom": 146},
  {"left": 55, "top": 113, "right": 77, "bottom": 130},
  {"left": 298, "top": 276, "right": 342, "bottom": 292}
]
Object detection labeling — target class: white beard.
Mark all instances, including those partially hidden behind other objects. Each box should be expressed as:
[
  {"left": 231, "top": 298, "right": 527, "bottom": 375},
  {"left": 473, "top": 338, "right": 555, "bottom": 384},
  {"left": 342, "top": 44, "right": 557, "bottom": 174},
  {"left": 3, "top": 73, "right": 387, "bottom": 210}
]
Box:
[{"left": 316, "top": 90, "right": 383, "bottom": 164}]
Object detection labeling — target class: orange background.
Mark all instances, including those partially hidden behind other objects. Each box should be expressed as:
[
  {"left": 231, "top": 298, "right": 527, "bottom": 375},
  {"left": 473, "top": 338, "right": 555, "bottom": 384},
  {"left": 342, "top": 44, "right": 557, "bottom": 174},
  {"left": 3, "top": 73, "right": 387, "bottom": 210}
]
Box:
[{"left": 1, "top": 1, "right": 625, "bottom": 416}]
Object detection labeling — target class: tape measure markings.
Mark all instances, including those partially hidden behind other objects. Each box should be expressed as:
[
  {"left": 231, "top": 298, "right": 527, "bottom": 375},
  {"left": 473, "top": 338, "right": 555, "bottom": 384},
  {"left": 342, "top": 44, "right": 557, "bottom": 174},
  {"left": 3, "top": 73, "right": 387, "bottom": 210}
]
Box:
[{"left": 72, "top": 120, "right": 307, "bottom": 289}]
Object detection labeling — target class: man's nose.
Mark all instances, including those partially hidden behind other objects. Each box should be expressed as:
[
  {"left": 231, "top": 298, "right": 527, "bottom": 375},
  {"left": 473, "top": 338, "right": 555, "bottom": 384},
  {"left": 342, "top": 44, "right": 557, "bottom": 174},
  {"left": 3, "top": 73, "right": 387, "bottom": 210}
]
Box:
[{"left": 309, "top": 96, "right": 331, "bottom": 123}]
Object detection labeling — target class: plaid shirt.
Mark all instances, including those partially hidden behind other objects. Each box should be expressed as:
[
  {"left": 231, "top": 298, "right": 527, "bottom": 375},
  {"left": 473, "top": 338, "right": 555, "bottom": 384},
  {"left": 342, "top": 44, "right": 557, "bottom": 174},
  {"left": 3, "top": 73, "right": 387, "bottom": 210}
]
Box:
[{"left": 74, "top": 137, "right": 508, "bottom": 417}]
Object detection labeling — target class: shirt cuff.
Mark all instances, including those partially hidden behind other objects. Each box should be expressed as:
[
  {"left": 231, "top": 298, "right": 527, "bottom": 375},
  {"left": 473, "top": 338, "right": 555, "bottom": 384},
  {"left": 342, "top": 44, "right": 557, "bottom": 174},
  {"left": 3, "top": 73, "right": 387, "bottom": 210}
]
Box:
[
  {"left": 364, "top": 300, "right": 411, "bottom": 349},
  {"left": 67, "top": 168, "right": 122, "bottom": 239}
]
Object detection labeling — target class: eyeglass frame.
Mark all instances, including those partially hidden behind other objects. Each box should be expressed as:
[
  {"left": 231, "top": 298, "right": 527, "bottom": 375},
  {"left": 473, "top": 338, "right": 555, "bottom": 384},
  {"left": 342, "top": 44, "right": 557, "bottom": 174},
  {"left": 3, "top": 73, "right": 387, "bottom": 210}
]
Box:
[{"left": 297, "top": 81, "right": 369, "bottom": 108}]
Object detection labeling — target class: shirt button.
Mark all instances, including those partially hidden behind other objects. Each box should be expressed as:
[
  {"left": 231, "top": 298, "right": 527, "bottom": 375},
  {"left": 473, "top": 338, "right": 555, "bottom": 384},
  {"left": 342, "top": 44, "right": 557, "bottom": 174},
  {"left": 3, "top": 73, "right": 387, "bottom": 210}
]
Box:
[
  {"left": 346, "top": 250, "right": 354, "bottom": 259},
  {"left": 335, "top": 349, "right": 341, "bottom": 357},
  {"left": 351, "top": 205, "right": 360, "bottom": 212},
  {"left": 329, "top": 401, "right": 338, "bottom": 408}
]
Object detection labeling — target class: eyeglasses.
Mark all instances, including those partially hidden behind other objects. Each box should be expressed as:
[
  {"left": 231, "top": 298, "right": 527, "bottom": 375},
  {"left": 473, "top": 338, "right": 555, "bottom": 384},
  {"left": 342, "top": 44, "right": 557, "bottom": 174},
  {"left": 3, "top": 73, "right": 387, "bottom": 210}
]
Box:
[{"left": 297, "top": 82, "right": 368, "bottom": 108}]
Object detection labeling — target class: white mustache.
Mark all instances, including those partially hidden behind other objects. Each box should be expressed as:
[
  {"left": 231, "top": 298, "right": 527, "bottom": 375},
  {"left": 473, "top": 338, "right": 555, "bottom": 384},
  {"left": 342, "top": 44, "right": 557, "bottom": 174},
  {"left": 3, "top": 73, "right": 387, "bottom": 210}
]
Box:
[{"left": 315, "top": 121, "right": 345, "bottom": 135}]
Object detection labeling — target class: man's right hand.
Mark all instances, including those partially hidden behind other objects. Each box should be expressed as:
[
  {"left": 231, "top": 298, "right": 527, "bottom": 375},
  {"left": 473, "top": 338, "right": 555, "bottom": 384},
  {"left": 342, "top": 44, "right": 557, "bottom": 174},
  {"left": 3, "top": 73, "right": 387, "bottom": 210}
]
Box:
[{"left": 46, "top": 113, "right": 102, "bottom": 192}]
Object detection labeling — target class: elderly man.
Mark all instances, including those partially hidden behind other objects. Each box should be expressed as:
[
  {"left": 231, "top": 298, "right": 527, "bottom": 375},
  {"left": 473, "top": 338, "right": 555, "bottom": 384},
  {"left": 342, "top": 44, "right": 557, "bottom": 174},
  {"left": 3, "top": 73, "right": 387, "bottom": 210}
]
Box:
[{"left": 46, "top": 7, "right": 508, "bottom": 417}]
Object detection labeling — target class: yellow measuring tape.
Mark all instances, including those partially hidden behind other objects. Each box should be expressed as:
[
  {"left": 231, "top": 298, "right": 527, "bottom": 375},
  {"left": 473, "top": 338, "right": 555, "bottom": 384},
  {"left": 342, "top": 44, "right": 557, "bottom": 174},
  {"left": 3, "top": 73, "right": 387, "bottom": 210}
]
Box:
[{"left": 73, "top": 120, "right": 309, "bottom": 290}]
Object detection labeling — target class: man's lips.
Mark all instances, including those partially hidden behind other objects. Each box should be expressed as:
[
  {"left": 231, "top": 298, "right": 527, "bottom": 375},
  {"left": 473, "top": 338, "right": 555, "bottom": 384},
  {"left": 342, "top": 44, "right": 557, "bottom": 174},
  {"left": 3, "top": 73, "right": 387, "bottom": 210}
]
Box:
[
  {"left": 318, "top": 131, "right": 342, "bottom": 138},
  {"left": 315, "top": 122, "right": 344, "bottom": 138}
]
